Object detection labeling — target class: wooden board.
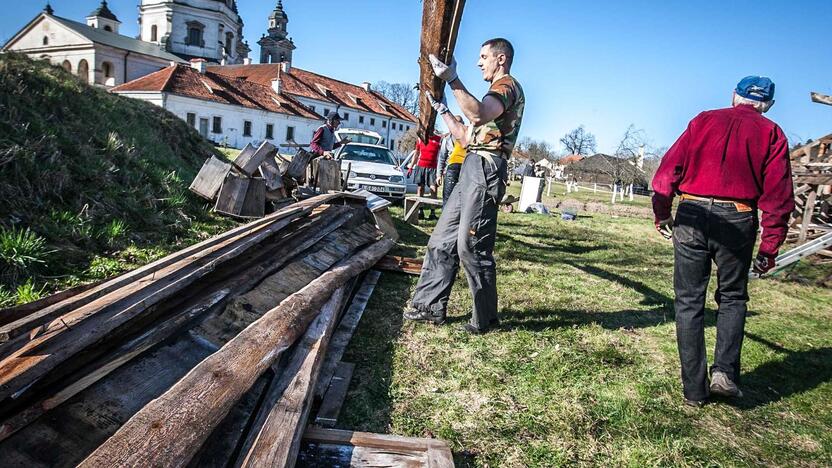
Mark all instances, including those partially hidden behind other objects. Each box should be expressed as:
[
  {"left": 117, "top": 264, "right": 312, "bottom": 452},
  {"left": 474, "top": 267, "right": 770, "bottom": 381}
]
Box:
[
  {"left": 233, "top": 141, "right": 277, "bottom": 177},
  {"left": 297, "top": 427, "right": 454, "bottom": 468},
  {"left": 189, "top": 156, "right": 233, "bottom": 201},
  {"left": 314, "top": 361, "right": 354, "bottom": 428},
  {"left": 78, "top": 239, "right": 395, "bottom": 468},
  {"left": 240, "top": 177, "right": 266, "bottom": 219},
  {"left": 373, "top": 207, "right": 400, "bottom": 241},
  {"left": 214, "top": 172, "right": 251, "bottom": 217},
  {"left": 417, "top": 0, "right": 466, "bottom": 143},
  {"left": 314, "top": 270, "right": 381, "bottom": 400},
  {"left": 316, "top": 159, "right": 343, "bottom": 193},
  {"left": 287, "top": 150, "right": 316, "bottom": 181},
  {"left": 237, "top": 288, "right": 347, "bottom": 467},
  {"left": 375, "top": 256, "right": 422, "bottom": 275},
  {"left": 260, "top": 156, "right": 285, "bottom": 191}
]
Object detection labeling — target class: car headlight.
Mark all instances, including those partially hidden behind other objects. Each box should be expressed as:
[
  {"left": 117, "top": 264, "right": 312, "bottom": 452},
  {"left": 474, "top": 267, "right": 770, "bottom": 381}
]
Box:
[
  {"left": 349, "top": 171, "right": 358, "bottom": 178},
  {"left": 389, "top": 176, "right": 403, "bottom": 183}
]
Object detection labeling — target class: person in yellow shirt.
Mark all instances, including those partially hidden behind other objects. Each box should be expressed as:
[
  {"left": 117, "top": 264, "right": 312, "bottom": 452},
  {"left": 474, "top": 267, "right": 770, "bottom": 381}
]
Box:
[{"left": 436, "top": 115, "right": 466, "bottom": 205}]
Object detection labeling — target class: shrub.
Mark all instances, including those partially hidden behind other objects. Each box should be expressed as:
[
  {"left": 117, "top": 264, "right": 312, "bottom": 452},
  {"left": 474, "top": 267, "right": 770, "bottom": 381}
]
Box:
[{"left": 0, "top": 227, "right": 52, "bottom": 283}]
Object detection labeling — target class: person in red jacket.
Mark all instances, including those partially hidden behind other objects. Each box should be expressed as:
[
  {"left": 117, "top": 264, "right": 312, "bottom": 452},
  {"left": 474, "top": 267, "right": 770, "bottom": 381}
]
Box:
[
  {"left": 408, "top": 133, "right": 442, "bottom": 219},
  {"left": 651, "top": 76, "right": 795, "bottom": 407}
]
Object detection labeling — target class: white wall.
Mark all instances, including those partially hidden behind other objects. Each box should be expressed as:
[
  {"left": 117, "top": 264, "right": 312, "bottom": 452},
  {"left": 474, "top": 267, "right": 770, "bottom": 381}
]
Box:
[
  {"left": 6, "top": 16, "right": 90, "bottom": 51},
  {"left": 162, "top": 94, "right": 320, "bottom": 149}
]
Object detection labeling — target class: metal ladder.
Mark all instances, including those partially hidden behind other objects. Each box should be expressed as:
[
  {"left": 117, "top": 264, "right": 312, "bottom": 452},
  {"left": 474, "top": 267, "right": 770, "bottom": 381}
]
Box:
[{"left": 750, "top": 231, "right": 832, "bottom": 278}]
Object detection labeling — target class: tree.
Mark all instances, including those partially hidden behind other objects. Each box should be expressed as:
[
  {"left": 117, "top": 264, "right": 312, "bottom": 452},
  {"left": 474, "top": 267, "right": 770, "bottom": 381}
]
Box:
[
  {"left": 373, "top": 81, "right": 419, "bottom": 116},
  {"left": 517, "top": 137, "right": 556, "bottom": 162},
  {"left": 559, "top": 125, "right": 597, "bottom": 156}
]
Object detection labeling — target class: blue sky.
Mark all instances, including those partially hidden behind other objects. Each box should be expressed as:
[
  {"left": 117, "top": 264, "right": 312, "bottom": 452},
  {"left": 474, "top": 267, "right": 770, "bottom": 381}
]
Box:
[{"left": 3, "top": 0, "right": 831, "bottom": 153}]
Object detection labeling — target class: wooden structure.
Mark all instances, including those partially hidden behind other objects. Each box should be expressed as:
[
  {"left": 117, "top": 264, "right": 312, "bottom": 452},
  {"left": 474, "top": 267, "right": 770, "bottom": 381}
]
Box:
[
  {"left": 788, "top": 127, "right": 832, "bottom": 260},
  {"left": 375, "top": 256, "right": 423, "bottom": 276},
  {"left": 404, "top": 196, "right": 443, "bottom": 224},
  {"left": 0, "top": 194, "right": 455, "bottom": 467},
  {"left": 297, "top": 427, "right": 454, "bottom": 467},
  {"left": 417, "top": 0, "right": 466, "bottom": 143}
]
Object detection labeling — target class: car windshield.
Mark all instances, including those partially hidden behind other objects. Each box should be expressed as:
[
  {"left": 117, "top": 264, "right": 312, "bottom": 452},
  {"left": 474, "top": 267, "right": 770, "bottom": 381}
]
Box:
[
  {"left": 342, "top": 133, "right": 381, "bottom": 145},
  {"left": 340, "top": 146, "right": 395, "bottom": 165}
]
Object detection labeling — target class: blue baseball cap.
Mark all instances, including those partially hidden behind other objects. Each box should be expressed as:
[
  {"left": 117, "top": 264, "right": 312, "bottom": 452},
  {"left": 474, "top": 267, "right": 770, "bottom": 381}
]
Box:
[{"left": 736, "top": 76, "right": 775, "bottom": 102}]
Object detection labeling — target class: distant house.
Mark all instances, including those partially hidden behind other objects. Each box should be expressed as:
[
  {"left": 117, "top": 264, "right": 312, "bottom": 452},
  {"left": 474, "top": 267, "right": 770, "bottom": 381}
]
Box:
[
  {"left": 566, "top": 153, "right": 646, "bottom": 185},
  {"left": 112, "top": 60, "right": 321, "bottom": 149}
]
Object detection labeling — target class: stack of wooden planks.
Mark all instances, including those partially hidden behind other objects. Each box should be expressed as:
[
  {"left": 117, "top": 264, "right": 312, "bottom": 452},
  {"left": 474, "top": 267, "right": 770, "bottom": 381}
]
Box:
[
  {"left": 788, "top": 134, "right": 832, "bottom": 261},
  {"left": 0, "top": 194, "right": 452, "bottom": 467}
]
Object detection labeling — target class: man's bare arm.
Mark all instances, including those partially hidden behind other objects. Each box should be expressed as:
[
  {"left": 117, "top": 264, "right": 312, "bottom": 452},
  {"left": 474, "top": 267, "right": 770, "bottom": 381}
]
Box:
[
  {"left": 448, "top": 79, "right": 505, "bottom": 126},
  {"left": 441, "top": 111, "right": 468, "bottom": 145}
]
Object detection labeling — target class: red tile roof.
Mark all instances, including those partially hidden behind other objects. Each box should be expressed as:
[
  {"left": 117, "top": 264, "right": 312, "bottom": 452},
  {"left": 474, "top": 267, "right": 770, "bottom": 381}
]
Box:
[
  {"left": 111, "top": 64, "right": 320, "bottom": 119},
  {"left": 560, "top": 155, "right": 585, "bottom": 164},
  {"left": 207, "top": 64, "right": 417, "bottom": 123}
]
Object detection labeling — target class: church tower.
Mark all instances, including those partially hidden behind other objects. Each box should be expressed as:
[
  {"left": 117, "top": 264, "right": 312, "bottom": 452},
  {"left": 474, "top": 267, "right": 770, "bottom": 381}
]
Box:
[
  {"left": 86, "top": 1, "right": 121, "bottom": 34},
  {"left": 258, "top": 1, "right": 296, "bottom": 65}
]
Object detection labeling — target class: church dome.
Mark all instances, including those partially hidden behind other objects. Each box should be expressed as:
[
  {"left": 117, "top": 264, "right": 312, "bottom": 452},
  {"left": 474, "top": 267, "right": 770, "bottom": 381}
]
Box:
[
  {"left": 270, "top": 1, "right": 288, "bottom": 21},
  {"left": 88, "top": 0, "right": 119, "bottom": 22}
]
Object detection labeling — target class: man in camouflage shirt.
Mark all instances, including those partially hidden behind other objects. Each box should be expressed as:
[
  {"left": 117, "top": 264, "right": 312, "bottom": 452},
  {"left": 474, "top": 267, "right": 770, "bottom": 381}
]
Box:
[{"left": 405, "top": 38, "right": 525, "bottom": 334}]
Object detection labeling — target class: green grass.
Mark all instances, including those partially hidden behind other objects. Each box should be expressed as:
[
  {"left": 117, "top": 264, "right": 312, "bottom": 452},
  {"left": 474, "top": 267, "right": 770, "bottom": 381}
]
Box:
[
  {"left": 0, "top": 53, "right": 236, "bottom": 305},
  {"left": 341, "top": 204, "right": 832, "bottom": 466}
]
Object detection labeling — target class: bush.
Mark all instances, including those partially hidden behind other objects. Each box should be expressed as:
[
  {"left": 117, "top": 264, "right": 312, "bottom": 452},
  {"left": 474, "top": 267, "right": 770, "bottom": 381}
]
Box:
[{"left": 0, "top": 227, "right": 51, "bottom": 284}]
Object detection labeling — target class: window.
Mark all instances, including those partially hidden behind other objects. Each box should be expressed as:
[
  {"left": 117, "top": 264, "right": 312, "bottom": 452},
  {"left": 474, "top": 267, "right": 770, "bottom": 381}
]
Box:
[
  {"left": 358, "top": 116, "right": 364, "bottom": 124},
  {"left": 43, "top": 36, "right": 48, "bottom": 46},
  {"left": 150, "top": 25, "right": 158, "bottom": 42},
  {"left": 323, "top": 108, "right": 329, "bottom": 116},
  {"left": 286, "top": 126, "right": 295, "bottom": 141},
  {"left": 185, "top": 21, "right": 205, "bottom": 47},
  {"left": 243, "top": 120, "right": 252, "bottom": 137},
  {"left": 266, "top": 124, "right": 274, "bottom": 139},
  {"left": 339, "top": 146, "right": 396, "bottom": 165},
  {"left": 225, "top": 32, "right": 234, "bottom": 54},
  {"left": 343, "top": 112, "right": 349, "bottom": 121},
  {"left": 102, "top": 61, "right": 113, "bottom": 78},
  {"left": 399, "top": 123, "right": 404, "bottom": 130},
  {"left": 382, "top": 120, "right": 387, "bottom": 128},
  {"left": 370, "top": 118, "right": 376, "bottom": 126},
  {"left": 406, "top": 125, "right": 411, "bottom": 131},
  {"left": 390, "top": 139, "right": 395, "bottom": 150},
  {"left": 78, "top": 59, "right": 89, "bottom": 83},
  {"left": 212, "top": 116, "right": 222, "bottom": 134},
  {"left": 103, "top": 25, "right": 113, "bottom": 32},
  {"left": 186, "top": 113, "right": 196, "bottom": 127},
  {"left": 61, "top": 60, "right": 71, "bottom": 73}
]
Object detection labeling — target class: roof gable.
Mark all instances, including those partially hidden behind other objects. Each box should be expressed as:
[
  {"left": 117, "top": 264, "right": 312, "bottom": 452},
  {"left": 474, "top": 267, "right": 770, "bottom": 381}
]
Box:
[{"left": 2, "top": 14, "right": 93, "bottom": 51}]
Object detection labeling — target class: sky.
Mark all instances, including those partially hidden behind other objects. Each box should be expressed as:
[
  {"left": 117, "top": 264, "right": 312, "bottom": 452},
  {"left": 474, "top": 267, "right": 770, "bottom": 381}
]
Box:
[{"left": 3, "top": 0, "right": 831, "bottom": 154}]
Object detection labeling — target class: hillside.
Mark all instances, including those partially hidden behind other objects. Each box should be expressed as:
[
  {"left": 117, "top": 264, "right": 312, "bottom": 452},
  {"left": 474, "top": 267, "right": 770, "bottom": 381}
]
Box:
[{"left": 0, "top": 53, "right": 234, "bottom": 306}]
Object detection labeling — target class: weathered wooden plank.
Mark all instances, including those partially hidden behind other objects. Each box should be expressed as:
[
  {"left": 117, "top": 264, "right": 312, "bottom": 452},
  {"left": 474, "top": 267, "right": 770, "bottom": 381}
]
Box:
[
  {"left": 800, "top": 190, "right": 818, "bottom": 243},
  {"left": 314, "top": 361, "right": 354, "bottom": 428},
  {"left": 240, "top": 177, "right": 266, "bottom": 219},
  {"left": 287, "top": 150, "right": 316, "bottom": 181},
  {"left": 238, "top": 287, "right": 347, "bottom": 467},
  {"left": 375, "top": 255, "right": 423, "bottom": 275},
  {"left": 417, "top": 0, "right": 466, "bottom": 143},
  {"left": 373, "top": 207, "right": 400, "bottom": 241},
  {"left": 235, "top": 141, "right": 278, "bottom": 177},
  {"left": 300, "top": 427, "right": 454, "bottom": 467},
  {"left": 0, "top": 290, "right": 229, "bottom": 443},
  {"left": 0, "top": 278, "right": 111, "bottom": 328},
  {"left": 0, "top": 206, "right": 320, "bottom": 403},
  {"left": 189, "top": 156, "right": 233, "bottom": 201},
  {"left": 78, "top": 239, "right": 395, "bottom": 468},
  {"left": 214, "top": 172, "right": 251, "bottom": 217},
  {"left": 260, "top": 156, "right": 285, "bottom": 191},
  {"left": 315, "top": 159, "right": 343, "bottom": 194},
  {"left": 315, "top": 270, "right": 381, "bottom": 400}
]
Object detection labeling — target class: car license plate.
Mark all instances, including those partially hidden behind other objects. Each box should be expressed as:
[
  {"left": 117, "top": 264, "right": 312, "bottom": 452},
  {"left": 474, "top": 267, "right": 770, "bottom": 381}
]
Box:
[{"left": 361, "top": 185, "right": 387, "bottom": 192}]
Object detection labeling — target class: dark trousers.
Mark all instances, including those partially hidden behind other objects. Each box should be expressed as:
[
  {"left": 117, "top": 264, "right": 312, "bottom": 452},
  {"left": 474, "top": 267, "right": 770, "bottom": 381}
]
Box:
[
  {"left": 442, "top": 162, "right": 462, "bottom": 206},
  {"left": 411, "top": 153, "right": 507, "bottom": 328},
  {"left": 673, "top": 199, "right": 757, "bottom": 401}
]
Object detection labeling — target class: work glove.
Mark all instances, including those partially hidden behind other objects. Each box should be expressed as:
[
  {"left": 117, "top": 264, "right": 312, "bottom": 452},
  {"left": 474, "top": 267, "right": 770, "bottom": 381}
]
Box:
[
  {"left": 428, "top": 54, "right": 458, "bottom": 82},
  {"left": 407, "top": 167, "right": 414, "bottom": 177},
  {"left": 655, "top": 217, "right": 673, "bottom": 239},
  {"left": 752, "top": 252, "right": 777, "bottom": 275},
  {"left": 425, "top": 90, "right": 449, "bottom": 115}
]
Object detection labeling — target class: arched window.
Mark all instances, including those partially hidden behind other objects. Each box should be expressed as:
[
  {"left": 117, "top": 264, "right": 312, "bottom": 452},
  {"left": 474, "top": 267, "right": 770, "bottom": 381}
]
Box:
[
  {"left": 42, "top": 36, "right": 49, "bottom": 46},
  {"left": 225, "top": 32, "right": 233, "bottom": 55},
  {"left": 61, "top": 60, "right": 72, "bottom": 72},
  {"left": 150, "top": 25, "right": 158, "bottom": 42},
  {"left": 103, "top": 25, "right": 112, "bottom": 32},
  {"left": 78, "top": 59, "right": 89, "bottom": 84}
]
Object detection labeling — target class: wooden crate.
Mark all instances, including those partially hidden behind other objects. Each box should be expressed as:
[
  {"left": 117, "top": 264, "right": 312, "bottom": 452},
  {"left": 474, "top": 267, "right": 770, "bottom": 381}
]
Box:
[{"left": 189, "top": 156, "right": 232, "bottom": 201}]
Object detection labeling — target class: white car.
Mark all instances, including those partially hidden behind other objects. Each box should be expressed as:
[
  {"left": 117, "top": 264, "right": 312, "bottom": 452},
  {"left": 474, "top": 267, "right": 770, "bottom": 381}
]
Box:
[
  {"left": 334, "top": 128, "right": 383, "bottom": 145},
  {"left": 334, "top": 143, "right": 407, "bottom": 200}
]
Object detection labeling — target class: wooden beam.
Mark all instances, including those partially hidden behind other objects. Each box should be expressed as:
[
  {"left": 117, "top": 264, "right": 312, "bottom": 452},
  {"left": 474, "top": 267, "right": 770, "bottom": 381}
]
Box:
[
  {"left": 234, "top": 141, "right": 277, "bottom": 177},
  {"left": 300, "top": 427, "right": 454, "bottom": 468},
  {"left": 375, "top": 255, "right": 423, "bottom": 275},
  {"left": 417, "top": 0, "right": 466, "bottom": 143},
  {"left": 238, "top": 287, "right": 347, "bottom": 467},
  {"left": 189, "top": 156, "right": 233, "bottom": 201},
  {"left": 78, "top": 238, "right": 394, "bottom": 468},
  {"left": 314, "top": 361, "right": 354, "bottom": 428},
  {"left": 800, "top": 190, "right": 818, "bottom": 244},
  {"left": 811, "top": 91, "right": 832, "bottom": 106}
]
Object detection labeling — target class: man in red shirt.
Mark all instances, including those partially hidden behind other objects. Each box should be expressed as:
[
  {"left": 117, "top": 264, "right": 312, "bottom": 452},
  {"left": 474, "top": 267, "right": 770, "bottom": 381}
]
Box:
[
  {"left": 652, "top": 76, "right": 794, "bottom": 407},
  {"left": 407, "top": 133, "right": 442, "bottom": 219}
]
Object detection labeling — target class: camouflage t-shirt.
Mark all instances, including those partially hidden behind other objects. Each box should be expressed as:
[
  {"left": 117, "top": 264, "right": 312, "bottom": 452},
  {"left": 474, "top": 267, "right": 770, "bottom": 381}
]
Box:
[{"left": 467, "top": 74, "right": 525, "bottom": 158}]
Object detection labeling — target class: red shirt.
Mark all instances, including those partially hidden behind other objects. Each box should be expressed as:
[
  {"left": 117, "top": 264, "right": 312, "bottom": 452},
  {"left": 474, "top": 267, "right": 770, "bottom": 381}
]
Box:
[
  {"left": 415, "top": 136, "right": 442, "bottom": 168},
  {"left": 652, "top": 105, "right": 795, "bottom": 256}
]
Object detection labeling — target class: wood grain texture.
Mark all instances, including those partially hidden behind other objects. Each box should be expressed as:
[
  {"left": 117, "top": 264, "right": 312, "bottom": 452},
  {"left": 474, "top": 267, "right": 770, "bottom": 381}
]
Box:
[
  {"left": 235, "top": 141, "right": 277, "bottom": 177},
  {"left": 375, "top": 256, "right": 423, "bottom": 276},
  {"left": 286, "top": 150, "right": 315, "bottom": 181},
  {"left": 299, "top": 427, "right": 454, "bottom": 468},
  {"left": 314, "top": 361, "right": 354, "bottom": 428},
  {"left": 189, "top": 156, "right": 233, "bottom": 201},
  {"left": 215, "top": 172, "right": 251, "bottom": 217},
  {"left": 417, "top": 0, "right": 466, "bottom": 143},
  {"left": 238, "top": 287, "right": 347, "bottom": 467},
  {"left": 78, "top": 238, "right": 395, "bottom": 468},
  {"left": 240, "top": 177, "right": 266, "bottom": 219},
  {"left": 315, "top": 159, "right": 342, "bottom": 194}
]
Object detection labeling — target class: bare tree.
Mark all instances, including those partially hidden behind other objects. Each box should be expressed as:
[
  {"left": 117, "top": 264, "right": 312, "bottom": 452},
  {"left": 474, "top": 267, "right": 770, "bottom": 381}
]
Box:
[
  {"left": 518, "top": 137, "right": 556, "bottom": 162},
  {"left": 559, "top": 125, "right": 597, "bottom": 156},
  {"left": 397, "top": 126, "right": 419, "bottom": 154},
  {"left": 373, "top": 81, "right": 419, "bottom": 116}
]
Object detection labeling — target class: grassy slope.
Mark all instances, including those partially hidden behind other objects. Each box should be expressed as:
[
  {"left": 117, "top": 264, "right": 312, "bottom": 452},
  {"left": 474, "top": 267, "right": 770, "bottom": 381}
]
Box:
[
  {"left": 0, "top": 53, "right": 235, "bottom": 305},
  {"left": 341, "top": 186, "right": 832, "bottom": 466}
]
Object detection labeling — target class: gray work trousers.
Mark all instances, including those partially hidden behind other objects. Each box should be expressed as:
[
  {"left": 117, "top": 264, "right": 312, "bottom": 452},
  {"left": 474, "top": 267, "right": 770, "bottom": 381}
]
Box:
[{"left": 410, "top": 152, "right": 507, "bottom": 328}]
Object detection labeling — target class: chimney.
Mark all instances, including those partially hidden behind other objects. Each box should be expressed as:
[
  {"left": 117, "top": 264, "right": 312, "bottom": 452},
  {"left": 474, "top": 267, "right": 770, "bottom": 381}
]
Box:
[
  {"left": 271, "top": 68, "right": 281, "bottom": 94},
  {"left": 280, "top": 61, "right": 291, "bottom": 73},
  {"left": 190, "top": 58, "right": 206, "bottom": 73},
  {"left": 361, "top": 81, "right": 371, "bottom": 92},
  {"left": 243, "top": 57, "right": 252, "bottom": 65}
]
